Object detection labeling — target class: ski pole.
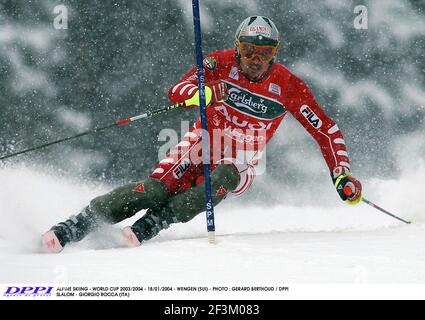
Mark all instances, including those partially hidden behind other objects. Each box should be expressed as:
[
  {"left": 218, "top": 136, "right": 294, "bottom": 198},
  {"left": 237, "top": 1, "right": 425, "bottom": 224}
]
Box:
[
  {"left": 343, "top": 186, "right": 412, "bottom": 224},
  {"left": 361, "top": 198, "right": 411, "bottom": 224},
  {"left": 0, "top": 97, "right": 198, "bottom": 162},
  {"left": 342, "top": 187, "right": 411, "bottom": 224}
]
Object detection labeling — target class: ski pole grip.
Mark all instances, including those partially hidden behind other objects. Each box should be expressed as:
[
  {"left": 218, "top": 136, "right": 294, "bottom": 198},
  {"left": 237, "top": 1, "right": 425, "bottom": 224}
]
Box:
[
  {"left": 343, "top": 185, "right": 353, "bottom": 196},
  {"left": 116, "top": 118, "right": 132, "bottom": 126}
]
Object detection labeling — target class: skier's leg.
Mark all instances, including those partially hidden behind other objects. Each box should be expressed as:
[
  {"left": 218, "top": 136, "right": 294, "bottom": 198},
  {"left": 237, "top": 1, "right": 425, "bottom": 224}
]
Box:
[
  {"left": 42, "top": 177, "right": 169, "bottom": 252},
  {"left": 88, "top": 177, "right": 169, "bottom": 223},
  {"left": 43, "top": 122, "right": 207, "bottom": 252},
  {"left": 123, "top": 163, "right": 240, "bottom": 245}
]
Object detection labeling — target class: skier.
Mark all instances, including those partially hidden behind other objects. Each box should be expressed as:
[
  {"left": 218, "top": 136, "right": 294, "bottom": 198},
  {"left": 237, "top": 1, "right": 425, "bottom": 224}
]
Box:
[{"left": 42, "top": 16, "right": 362, "bottom": 253}]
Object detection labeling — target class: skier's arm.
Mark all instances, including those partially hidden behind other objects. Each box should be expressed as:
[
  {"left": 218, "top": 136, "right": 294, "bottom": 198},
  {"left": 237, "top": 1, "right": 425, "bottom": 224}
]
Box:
[
  {"left": 285, "top": 76, "right": 362, "bottom": 204},
  {"left": 286, "top": 76, "right": 350, "bottom": 173},
  {"left": 168, "top": 52, "right": 227, "bottom": 107}
]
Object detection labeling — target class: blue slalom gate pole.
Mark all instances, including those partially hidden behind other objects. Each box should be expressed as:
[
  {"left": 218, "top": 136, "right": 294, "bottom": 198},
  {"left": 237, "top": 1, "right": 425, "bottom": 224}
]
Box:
[{"left": 191, "top": 0, "right": 216, "bottom": 243}]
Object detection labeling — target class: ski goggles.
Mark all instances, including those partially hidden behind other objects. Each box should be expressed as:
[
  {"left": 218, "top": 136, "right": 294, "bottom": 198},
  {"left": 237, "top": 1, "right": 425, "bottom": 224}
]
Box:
[{"left": 237, "top": 40, "right": 278, "bottom": 62}]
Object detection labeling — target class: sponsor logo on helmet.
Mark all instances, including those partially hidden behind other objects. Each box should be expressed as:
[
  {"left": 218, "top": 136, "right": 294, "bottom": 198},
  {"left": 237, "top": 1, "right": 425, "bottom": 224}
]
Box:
[
  {"left": 203, "top": 57, "right": 216, "bottom": 71},
  {"left": 300, "top": 104, "right": 322, "bottom": 129},
  {"left": 249, "top": 25, "right": 272, "bottom": 37},
  {"left": 173, "top": 158, "right": 191, "bottom": 179}
]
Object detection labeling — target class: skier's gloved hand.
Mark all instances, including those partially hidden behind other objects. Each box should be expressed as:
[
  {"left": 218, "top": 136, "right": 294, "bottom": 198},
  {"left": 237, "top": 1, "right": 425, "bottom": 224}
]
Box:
[
  {"left": 207, "top": 80, "right": 228, "bottom": 104},
  {"left": 334, "top": 171, "right": 362, "bottom": 205},
  {"left": 184, "top": 81, "right": 228, "bottom": 108}
]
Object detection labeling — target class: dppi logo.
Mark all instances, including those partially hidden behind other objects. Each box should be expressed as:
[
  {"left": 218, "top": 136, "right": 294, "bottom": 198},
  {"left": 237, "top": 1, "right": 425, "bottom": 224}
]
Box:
[
  {"left": 300, "top": 105, "right": 322, "bottom": 129},
  {"left": 4, "top": 286, "right": 54, "bottom": 297}
]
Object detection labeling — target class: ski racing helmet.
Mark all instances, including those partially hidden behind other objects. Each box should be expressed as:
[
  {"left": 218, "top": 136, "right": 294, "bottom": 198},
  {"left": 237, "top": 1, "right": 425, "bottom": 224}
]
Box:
[{"left": 234, "top": 16, "right": 280, "bottom": 81}]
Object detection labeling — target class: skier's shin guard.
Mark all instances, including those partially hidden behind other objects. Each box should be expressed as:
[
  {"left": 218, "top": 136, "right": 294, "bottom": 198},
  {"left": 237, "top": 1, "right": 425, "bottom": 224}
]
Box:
[
  {"left": 130, "top": 164, "right": 239, "bottom": 243},
  {"left": 89, "top": 177, "right": 169, "bottom": 223}
]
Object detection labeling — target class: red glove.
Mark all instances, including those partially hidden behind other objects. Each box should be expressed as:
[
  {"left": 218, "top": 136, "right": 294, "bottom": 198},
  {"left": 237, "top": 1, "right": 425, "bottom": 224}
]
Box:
[{"left": 334, "top": 173, "right": 362, "bottom": 205}]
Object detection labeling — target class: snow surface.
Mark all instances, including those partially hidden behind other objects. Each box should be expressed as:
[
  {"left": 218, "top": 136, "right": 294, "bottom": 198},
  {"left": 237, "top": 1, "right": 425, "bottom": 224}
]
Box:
[{"left": 1, "top": 164, "right": 424, "bottom": 293}]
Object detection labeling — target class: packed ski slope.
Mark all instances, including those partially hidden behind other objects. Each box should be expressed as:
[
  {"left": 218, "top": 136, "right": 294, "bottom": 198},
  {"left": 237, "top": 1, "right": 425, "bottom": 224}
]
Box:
[{"left": 1, "top": 164, "right": 424, "bottom": 288}]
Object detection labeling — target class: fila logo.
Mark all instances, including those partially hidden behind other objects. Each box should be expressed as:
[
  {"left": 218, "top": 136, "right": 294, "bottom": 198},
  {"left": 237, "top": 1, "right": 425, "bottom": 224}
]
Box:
[
  {"left": 173, "top": 158, "right": 191, "bottom": 179},
  {"left": 229, "top": 66, "right": 239, "bottom": 80},
  {"left": 300, "top": 105, "right": 322, "bottom": 129}
]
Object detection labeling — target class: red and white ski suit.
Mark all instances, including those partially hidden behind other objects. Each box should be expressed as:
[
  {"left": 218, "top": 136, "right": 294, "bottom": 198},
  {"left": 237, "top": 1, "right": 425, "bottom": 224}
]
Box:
[{"left": 150, "top": 48, "right": 350, "bottom": 196}]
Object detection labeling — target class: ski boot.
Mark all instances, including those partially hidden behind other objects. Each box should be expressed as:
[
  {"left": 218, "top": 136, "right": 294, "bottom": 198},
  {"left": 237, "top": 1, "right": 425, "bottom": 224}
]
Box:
[
  {"left": 42, "top": 206, "right": 98, "bottom": 253},
  {"left": 122, "top": 206, "right": 178, "bottom": 247},
  {"left": 122, "top": 164, "right": 240, "bottom": 247}
]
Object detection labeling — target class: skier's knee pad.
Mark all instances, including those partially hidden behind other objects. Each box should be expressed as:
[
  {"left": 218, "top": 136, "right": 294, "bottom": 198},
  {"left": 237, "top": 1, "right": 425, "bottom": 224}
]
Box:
[
  {"left": 135, "top": 177, "right": 170, "bottom": 206},
  {"left": 211, "top": 163, "right": 240, "bottom": 193},
  {"left": 89, "top": 177, "right": 169, "bottom": 223},
  {"left": 130, "top": 165, "right": 239, "bottom": 242},
  {"left": 166, "top": 164, "right": 240, "bottom": 224}
]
